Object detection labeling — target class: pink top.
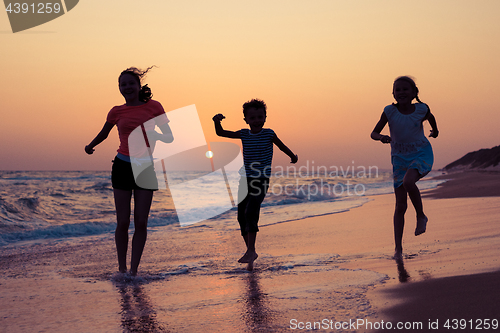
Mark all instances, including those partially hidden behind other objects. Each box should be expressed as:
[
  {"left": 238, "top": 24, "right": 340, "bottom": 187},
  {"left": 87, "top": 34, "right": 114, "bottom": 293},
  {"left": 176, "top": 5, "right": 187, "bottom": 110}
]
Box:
[{"left": 106, "top": 100, "right": 169, "bottom": 156}]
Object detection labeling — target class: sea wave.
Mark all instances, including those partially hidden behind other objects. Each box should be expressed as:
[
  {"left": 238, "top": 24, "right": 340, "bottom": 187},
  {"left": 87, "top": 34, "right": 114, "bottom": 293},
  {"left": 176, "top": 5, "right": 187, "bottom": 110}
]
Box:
[
  {"left": 0, "top": 213, "right": 180, "bottom": 246},
  {"left": 0, "top": 170, "right": 444, "bottom": 246}
]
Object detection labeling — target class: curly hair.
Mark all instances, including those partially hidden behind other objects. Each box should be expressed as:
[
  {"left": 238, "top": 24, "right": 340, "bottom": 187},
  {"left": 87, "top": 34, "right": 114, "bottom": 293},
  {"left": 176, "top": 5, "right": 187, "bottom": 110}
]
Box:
[
  {"left": 242, "top": 99, "right": 267, "bottom": 117},
  {"left": 119, "top": 66, "right": 156, "bottom": 102}
]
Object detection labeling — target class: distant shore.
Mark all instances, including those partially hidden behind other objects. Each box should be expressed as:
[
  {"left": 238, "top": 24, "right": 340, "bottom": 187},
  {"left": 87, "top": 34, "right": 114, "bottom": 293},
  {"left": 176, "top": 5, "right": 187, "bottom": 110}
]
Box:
[{"left": 423, "top": 170, "right": 500, "bottom": 198}]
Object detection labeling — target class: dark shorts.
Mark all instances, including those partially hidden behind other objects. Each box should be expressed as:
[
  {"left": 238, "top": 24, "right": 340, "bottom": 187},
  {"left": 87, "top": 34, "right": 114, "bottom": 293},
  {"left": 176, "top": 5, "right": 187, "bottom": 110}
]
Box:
[
  {"left": 237, "top": 177, "right": 269, "bottom": 236},
  {"left": 111, "top": 156, "right": 158, "bottom": 191}
]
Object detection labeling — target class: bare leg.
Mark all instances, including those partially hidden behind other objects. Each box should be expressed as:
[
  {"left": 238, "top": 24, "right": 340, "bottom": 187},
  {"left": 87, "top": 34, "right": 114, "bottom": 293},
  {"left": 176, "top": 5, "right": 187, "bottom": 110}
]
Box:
[
  {"left": 394, "top": 185, "right": 408, "bottom": 258},
  {"left": 114, "top": 189, "right": 132, "bottom": 273},
  {"left": 402, "top": 169, "right": 427, "bottom": 235},
  {"left": 247, "top": 232, "right": 256, "bottom": 253},
  {"left": 245, "top": 232, "right": 258, "bottom": 271},
  {"left": 130, "top": 189, "right": 154, "bottom": 276},
  {"left": 402, "top": 169, "right": 425, "bottom": 218},
  {"left": 238, "top": 233, "right": 249, "bottom": 263},
  {"left": 243, "top": 233, "right": 249, "bottom": 248}
]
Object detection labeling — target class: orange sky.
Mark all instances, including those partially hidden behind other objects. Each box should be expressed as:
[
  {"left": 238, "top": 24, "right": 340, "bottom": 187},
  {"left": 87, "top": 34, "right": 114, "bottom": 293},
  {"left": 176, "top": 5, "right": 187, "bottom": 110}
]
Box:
[{"left": 1, "top": 0, "right": 499, "bottom": 171}]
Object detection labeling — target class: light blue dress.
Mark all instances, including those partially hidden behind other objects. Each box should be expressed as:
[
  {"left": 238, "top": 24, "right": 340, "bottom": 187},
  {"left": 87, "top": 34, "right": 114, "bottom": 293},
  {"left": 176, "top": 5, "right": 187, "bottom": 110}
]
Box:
[{"left": 384, "top": 103, "right": 434, "bottom": 188}]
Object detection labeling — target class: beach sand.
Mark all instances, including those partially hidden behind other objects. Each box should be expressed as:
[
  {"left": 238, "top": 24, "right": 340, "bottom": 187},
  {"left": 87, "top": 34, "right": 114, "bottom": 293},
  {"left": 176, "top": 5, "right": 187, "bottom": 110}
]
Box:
[
  {"left": 1, "top": 171, "right": 499, "bottom": 332},
  {"left": 364, "top": 170, "right": 500, "bottom": 332}
]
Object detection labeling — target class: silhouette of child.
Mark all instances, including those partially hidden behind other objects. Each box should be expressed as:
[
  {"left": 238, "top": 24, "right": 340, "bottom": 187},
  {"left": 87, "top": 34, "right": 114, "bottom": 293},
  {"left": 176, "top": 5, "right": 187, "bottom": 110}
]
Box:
[
  {"left": 371, "top": 76, "right": 439, "bottom": 261},
  {"left": 213, "top": 99, "right": 298, "bottom": 270},
  {"left": 85, "top": 67, "right": 173, "bottom": 275}
]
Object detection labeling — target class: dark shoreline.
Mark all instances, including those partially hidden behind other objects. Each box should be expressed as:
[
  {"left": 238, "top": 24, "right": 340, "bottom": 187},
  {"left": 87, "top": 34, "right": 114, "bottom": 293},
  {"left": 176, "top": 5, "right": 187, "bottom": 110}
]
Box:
[{"left": 423, "top": 170, "right": 500, "bottom": 199}]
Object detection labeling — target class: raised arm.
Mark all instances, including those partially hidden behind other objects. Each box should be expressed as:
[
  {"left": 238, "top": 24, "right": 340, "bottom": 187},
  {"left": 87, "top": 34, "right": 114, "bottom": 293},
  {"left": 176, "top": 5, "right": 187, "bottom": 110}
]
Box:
[
  {"left": 370, "top": 112, "right": 391, "bottom": 144},
  {"left": 273, "top": 134, "right": 298, "bottom": 164},
  {"left": 213, "top": 114, "right": 240, "bottom": 139},
  {"left": 85, "top": 122, "right": 114, "bottom": 154}
]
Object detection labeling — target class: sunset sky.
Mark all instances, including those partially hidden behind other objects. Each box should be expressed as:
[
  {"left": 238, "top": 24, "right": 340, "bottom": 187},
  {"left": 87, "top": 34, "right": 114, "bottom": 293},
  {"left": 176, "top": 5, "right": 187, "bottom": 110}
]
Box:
[{"left": 1, "top": 0, "right": 499, "bottom": 171}]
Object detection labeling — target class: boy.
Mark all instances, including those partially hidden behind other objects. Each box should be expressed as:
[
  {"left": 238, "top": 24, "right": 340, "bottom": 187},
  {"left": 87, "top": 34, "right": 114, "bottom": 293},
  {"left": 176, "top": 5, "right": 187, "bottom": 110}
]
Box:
[{"left": 213, "top": 99, "right": 298, "bottom": 270}]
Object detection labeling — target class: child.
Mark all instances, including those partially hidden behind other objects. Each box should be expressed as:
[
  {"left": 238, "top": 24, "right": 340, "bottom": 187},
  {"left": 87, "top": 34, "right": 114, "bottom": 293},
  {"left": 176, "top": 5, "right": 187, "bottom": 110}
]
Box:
[
  {"left": 371, "top": 76, "right": 439, "bottom": 261},
  {"left": 213, "top": 99, "right": 298, "bottom": 270},
  {"left": 85, "top": 67, "right": 173, "bottom": 276}
]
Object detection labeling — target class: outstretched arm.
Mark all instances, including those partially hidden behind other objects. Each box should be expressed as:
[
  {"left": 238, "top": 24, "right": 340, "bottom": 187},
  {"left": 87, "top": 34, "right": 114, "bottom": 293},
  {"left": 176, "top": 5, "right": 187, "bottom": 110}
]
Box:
[
  {"left": 273, "top": 134, "right": 298, "bottom": 164},
  {"left": 370, "top": 112, "right": 391, "bottom": 144},
  {"left": 85, "top": 122, "right": 114, "bottom": 154},
  {"left": 426, "top": 112, "right": 439, "bottom": 138},
  {"left": 213, "top": 114, "right": 240, "bottom": 138}
]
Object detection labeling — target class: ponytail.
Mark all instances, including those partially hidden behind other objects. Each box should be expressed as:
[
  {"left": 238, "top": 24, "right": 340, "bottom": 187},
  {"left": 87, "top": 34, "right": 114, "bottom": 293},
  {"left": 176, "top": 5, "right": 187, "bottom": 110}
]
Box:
[
  {"left": 139, "top": 84, "right": 152, "bottom": 102},
  {"left": 415, "top": 95, "right": 422, "bottom": 103},
  {"left": 413, "top": 88, "right": 430, "bottom": 112}
]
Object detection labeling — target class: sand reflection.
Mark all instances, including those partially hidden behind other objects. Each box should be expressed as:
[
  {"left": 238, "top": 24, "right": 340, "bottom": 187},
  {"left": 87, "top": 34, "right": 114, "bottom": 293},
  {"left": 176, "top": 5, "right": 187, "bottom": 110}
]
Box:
[
  {"left": 395, "top": 258, "right": 410, "bottom": 283},
  {"left": 241, "top": 272, "right": 276, "bottom": 332},
  {"left": 116, "top": 282, "right": 168, "bottom": 332}
]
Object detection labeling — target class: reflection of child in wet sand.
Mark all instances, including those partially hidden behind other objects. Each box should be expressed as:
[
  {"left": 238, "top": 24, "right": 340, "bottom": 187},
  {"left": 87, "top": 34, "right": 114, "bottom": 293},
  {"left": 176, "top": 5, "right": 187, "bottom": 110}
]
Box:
[
  {"left": 213, "top": 99, "right": 298, "bottom": 270},
  {"left": 371, "top": 76, "right": 439, "bottom": 261}
]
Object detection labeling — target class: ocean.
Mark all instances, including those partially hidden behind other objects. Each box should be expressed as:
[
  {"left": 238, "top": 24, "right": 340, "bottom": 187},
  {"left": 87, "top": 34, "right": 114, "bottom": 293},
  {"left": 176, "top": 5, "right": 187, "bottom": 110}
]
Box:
[{"left": 0, "top": 169, "right": 444, "bottom": 247}]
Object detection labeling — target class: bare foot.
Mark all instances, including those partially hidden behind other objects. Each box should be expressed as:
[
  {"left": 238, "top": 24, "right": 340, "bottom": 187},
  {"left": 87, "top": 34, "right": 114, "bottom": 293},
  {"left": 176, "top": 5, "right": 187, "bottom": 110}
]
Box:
[
  {"left": 415, "top": 215, "right": 428, "bottom": 236},
  {"left": 238, "top": 251, "right": 258, "bottom": 263}
]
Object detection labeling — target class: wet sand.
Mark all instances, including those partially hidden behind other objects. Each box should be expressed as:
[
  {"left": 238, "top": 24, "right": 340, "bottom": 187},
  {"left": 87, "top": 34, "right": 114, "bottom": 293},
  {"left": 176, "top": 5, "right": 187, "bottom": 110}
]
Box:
[
  {"left": 1, "top": 171, "right": 499, "bottom": 332},
  {"left": 365, "top": 170, "right": 500, "bottom": 332},
  {"left": 368, "top": 271, "right": 500, "bottom": 332}
]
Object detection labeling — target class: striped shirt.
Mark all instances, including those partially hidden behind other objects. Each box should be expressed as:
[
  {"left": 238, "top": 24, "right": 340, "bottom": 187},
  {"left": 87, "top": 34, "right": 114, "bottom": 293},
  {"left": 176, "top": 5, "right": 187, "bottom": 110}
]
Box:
[{"left": 239, "top": 128, "right": 275, "bottom": 178}]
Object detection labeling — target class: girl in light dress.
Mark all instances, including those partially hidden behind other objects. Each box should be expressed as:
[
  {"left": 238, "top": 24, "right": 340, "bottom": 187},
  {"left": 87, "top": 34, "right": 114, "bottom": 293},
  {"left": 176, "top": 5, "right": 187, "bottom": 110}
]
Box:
[{"left": 371, "top": 76, "right": 439, "bottom": 260}]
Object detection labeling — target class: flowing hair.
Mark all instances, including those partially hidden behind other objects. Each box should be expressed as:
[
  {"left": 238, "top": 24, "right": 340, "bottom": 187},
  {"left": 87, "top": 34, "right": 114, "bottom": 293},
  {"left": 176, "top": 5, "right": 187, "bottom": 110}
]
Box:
[{"left": 119, "top": 66, "right": 156, "bottom": 102}]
